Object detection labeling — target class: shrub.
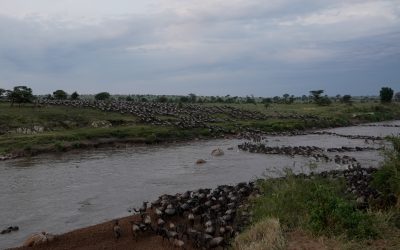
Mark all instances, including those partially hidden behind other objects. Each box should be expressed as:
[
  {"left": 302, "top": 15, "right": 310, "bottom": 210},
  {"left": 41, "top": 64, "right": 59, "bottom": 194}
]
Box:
[
  {"left": 306, "top": 184, "right": 377, "bottom": 239},
  {"left": 253, "top": 175, "right": 377, "bottom": 240},
  {"left": 371, "top": 137, "right": 400, "bottom": 208}
]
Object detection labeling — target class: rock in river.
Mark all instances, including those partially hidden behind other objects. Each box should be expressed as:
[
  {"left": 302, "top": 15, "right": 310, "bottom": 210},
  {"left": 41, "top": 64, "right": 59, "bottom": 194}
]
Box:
[{"left": 211, "top": 148, "right": 224, "bottom": 156}]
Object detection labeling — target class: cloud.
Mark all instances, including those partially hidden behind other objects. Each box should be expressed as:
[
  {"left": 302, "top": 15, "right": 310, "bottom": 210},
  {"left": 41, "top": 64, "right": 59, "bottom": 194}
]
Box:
[{"left": 0, "top": 0, "right": 399, "bottom": 96}]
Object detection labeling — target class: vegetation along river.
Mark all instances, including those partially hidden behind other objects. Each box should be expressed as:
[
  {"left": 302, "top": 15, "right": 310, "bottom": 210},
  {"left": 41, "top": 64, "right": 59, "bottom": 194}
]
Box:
[{"left": 0, "top": 121, "right": 399, "bottom": 249}]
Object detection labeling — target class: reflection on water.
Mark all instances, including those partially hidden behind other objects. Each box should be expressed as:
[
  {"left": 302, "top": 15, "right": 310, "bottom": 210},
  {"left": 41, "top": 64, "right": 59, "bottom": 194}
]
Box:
[{"left": 0, "top": 121, "right": 399, "bottom": 249}]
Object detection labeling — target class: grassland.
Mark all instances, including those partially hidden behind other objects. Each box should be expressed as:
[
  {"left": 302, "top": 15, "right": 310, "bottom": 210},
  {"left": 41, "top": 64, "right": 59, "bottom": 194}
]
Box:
[
  {"left": 234, "top": 138, "right": 400, "bottom": 250},
  {"left": 0, "top": 101, "right": 399, "bottom": 158}
]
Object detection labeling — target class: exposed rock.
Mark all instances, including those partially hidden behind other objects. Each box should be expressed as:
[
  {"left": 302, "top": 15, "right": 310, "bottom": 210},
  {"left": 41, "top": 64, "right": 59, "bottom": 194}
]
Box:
[
  {"left": 196, "top": 159, "right": 207, "bottom": 164},
  {"left": 211, "top": 148, "right": 224, "bottom": 156}
]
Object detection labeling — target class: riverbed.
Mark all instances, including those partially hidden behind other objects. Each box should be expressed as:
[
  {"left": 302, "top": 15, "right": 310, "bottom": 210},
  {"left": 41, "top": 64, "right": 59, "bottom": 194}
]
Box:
[{"left": 1, "top": 121, "right": 399, "bottom": 249}]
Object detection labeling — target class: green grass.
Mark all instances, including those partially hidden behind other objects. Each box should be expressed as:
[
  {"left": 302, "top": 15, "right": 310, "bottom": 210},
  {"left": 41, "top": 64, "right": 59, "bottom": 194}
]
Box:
[
  {"left": 0, "top": 101, "right": 399, "bottom": 157},
  {"left": 0, "top": 103, "right": 137, "bottom": 133},
  {"left": 243, "top": 137, "right": 400, "bottom": 248}
]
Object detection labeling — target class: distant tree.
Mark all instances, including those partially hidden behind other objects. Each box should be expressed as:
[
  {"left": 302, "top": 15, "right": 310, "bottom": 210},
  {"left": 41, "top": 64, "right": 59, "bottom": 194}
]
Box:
[
  {"left": 0, "top": 88, "right": 5, "bottom": 100},
  {"left": 380, "top": 87, "right": 394, "bottom": 103},
  {"left": 335, "top": 94, "right": 341, "bottom": 102},
  {"left": 53, "top": 90, "right": 68, "bottom": 100},
  {"left": 44, "top": 94, "right": 53, "bottom": 100},
  {"left": 283, "top": 93, "right": 289, "bottom": 102},
  {"left": 7, "top": 86, "right": 34, "bottom": 106},
  {"left": 180, "top": 96, "right": 189, "bottom": 103},
  {"left": 156, "top": 95, "right": 168, "bottom": 103},
  {"left": 126, "top": 96, "right": 134, "bottom": 102},
  {"left": 245, "top": 95, "right": 256, "bottom": 104},
  {"left": 216, "top": 96, "right": 224, "bottom": 103},
  {"left": 95, "top": 92, "right": 111, "bottom": 101},
  {"left": 288, "top": 95, "right": 295, "bottom": 104},
  {"left": 309, "top": 90, "right": 324, "bottom": 103},
  {"left": 272, "top": 96, "right": 280, "bottom": 103},
  {"left": 70, "top": 91, "right": 79, "bottom": 100},
  {"left": 261, "top": 98, "right": 272, "bottom": 104},
  {"left": 394, "top": 92, "right": 400, "bottom": 102},
  {"left": 341, "top": 95, "right": 352, "bottom": 105},
  {"left": 188, "top": 93, "right": 197, "bottom": 103},
  {"left": 318, "top": 95, "right": 332, "bottom": 106},
  {"left": 140, "top": 97, "right": 148, "bottom": 102},
  {"left": 301, "top": 95, "right": 308, "bottom": 103}
]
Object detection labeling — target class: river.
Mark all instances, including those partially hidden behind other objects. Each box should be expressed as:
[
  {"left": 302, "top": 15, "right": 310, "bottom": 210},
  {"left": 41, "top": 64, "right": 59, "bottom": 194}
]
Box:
[{"left": 0, "top": 121, "right": 399, "bottom": 249}]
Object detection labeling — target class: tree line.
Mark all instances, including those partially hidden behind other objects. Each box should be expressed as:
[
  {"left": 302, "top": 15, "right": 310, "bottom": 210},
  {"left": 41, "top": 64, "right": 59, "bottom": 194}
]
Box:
[{"left": 0, "top": 86, "right": 398, "bottom": 106}]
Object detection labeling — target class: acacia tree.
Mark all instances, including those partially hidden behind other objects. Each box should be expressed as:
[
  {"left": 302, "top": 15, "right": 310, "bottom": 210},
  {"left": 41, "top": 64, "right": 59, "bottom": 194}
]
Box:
[
  {"left": 95, "top": 92, "right": 111, "bottom": 101},
  {"left": 380, "top": 87, "right": 394, "bottom": 103},
  {"left": 309, "top": 90, "right": 324, "bottom": 103},
  {"left": 7, "top": 86, "right": 34, "bottom": 106},
  {"left": 341, "top": 95, "right": 352, "bottom": 105},
  {"left": 70, "top": 91, "right": 79, "bottom": 100},
  {"left": 53, "top": 90, "right": 68, "bottom": 100}
]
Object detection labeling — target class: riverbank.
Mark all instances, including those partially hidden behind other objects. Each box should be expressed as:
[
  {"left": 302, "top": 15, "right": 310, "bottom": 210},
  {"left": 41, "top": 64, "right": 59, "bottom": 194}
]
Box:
[
  {"left": 9, "top": 155, "right": 400, "bottom": 249},
  {"left": 1, "top": 102, "right": 399, "bottom": 160},
  {"left": 235, "top": 137, "right": 400, "bottom": 250}
]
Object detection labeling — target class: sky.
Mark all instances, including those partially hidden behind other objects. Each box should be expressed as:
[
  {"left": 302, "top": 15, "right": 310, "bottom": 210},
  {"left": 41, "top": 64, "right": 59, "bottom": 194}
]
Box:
[{"left": 0, "top": 0, "right": 399, "bottom": 97}]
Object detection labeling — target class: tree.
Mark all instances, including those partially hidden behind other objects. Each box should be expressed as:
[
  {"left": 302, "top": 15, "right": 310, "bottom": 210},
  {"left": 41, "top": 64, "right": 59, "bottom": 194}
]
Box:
[
  {"left": 188, "top": 93, "right": 197, "bottom": 103},
  {"left": 283, "top": 93, "right": 289, "bottom": 102},
  {"left": 53, "top": 90, "right": 68, "bottom": 100},
  {"left": 0, "top": 88, "right": 5, "bottom": 100},
  {"left": 318, "top": 95, "right": 332, "bottom": 106},
  {"left": 272, "top": 96, "right": 280, "bottom": 103},
  {"left": 288, "top": 95, "right": 295, "bottom": 104},
  {"left": 394, "top": 92, "right": 400, "bottom": 102},
  {"left": 341, "top": 95, "right": 352, "bottom": 105},
  {"left": 180, "top": 96, "right": 189, "bottom": 103},
  {"left": 156, "top": 95, "right": 168, "bottom": 103},
  {"left": 309, "top": 90, "right": 324, "bottom": 103},
  {"left": 380, "top": 87, "right": 394, "bottom": 103},
  {"left": 335, "top": 94, "right": 341, "bottom": 102},
  {"left": 44, "top": 94, "right": 53, "bottom": 100},
  {"left": 70, "top": 91, "right": 79, "bottom": 100},
  {"left": 7, "top": 86, "right": 34, "bottom": 106},
  {"left": 95, "top": 92, "right": 111, "bottom": 101},
  {"left": 245, "top": 95, "right": 256, "bottom": 104},
  {"left": 261, "top": 98, "right": 272, "bottom": 104}
]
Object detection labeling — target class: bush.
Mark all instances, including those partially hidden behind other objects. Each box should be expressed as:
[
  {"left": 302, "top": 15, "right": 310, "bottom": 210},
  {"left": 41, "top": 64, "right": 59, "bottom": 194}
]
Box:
[
  {"left": 306, "top": 184, "right": 377, "bottom": 239},
  {"left": 253, "top": 175, "right": 377, "bottom": 240},
  {"left": 380, "top": 87, "right": 394, "bottom": 103},
  {"left": 371, "top": 137, "right": 400, "bottom": 207}
]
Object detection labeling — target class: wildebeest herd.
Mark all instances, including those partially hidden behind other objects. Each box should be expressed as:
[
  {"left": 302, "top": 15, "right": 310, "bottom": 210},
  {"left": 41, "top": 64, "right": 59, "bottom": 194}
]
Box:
[
  {"left": 124, "top": 182, "right": 259, "bottom": 249},
  {"left": 238, "top": 142, "right": 383, "bottom": 166},
  {"left": 38, "top": 99, "right": 323, "bottom": 131}
]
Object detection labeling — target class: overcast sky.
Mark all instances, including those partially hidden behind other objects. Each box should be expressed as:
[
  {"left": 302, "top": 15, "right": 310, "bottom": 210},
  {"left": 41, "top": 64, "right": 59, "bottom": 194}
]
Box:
[{"left": 0, "top": 0, "right": 399, "bottom": 96}]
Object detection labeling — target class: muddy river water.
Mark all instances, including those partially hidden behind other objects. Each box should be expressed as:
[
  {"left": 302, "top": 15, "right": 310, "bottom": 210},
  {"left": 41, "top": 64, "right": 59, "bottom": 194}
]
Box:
[{"left": 1, "top": 121, "right": 399, "bottom": 249}]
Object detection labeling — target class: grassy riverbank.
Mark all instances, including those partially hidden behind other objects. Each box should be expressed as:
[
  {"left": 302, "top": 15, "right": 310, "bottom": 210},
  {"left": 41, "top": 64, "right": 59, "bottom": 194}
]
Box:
[
  {"left": 235, "top": 138, "right": 400, "bottom": 250},
  {"left": 0, "top": 101, "right": 399, "bottom": 158}
]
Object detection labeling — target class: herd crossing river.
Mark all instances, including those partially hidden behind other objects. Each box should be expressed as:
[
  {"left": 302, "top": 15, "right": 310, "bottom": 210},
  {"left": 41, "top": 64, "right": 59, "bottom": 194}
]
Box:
[{"left": 0, "top": 120, "right": 399, "bottom": 249}]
